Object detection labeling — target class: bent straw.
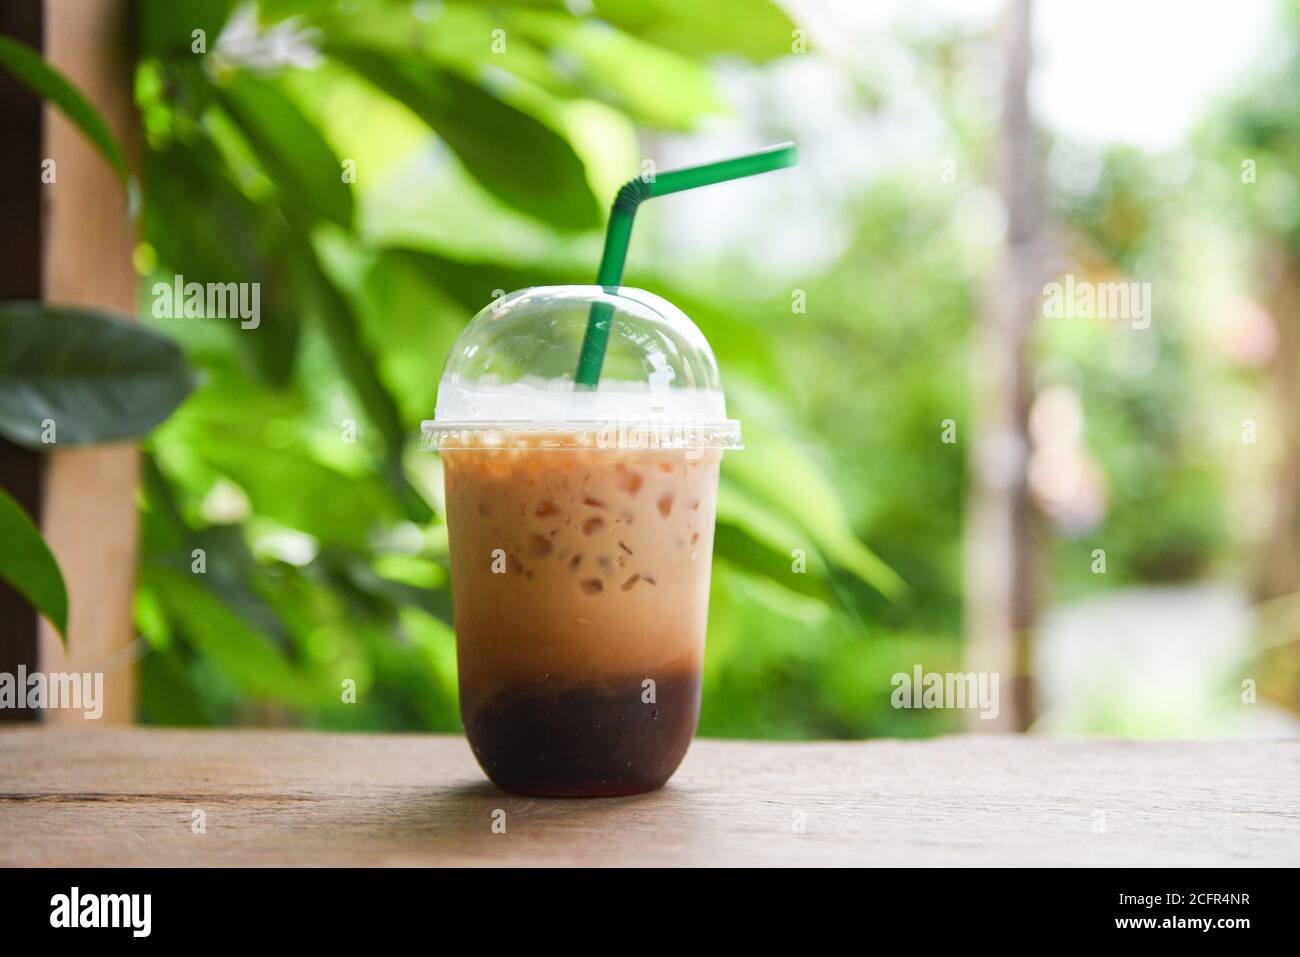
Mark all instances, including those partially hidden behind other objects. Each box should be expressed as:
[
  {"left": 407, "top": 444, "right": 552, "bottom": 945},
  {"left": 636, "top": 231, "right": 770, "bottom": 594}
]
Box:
[{"left": 574, "top": 142, "right": 799, "bottom": 388}]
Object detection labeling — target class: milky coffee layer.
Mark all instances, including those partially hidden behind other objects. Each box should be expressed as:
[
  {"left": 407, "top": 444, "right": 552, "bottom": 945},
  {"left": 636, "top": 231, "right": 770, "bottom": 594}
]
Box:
[{"left": 444, "top": 436, "right": 721, "bottom": 693}]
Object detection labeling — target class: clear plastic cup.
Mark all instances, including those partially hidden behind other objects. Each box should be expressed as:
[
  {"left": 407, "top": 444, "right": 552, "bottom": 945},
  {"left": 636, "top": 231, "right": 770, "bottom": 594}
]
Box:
[{"left": 422, "top": 285, "right": 741, "bottom": 797}]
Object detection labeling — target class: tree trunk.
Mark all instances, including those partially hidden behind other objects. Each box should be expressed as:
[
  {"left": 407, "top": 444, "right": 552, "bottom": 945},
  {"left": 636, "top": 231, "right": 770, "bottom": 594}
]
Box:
[
  {"left": 963, "top": 0, "right": 1044, "bottom": 732},
  {"left": 1257, "top": 251, "right": 1300, "bottom": 601},
  {"left": 35, "top": 0, "right": 142, "bottom": 726}
]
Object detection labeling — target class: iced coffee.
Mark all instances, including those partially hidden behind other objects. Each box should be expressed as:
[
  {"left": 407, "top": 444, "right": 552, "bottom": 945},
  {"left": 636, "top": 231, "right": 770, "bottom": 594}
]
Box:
[
  {"left": 424, "top": 285, "right": 742, "bottom": 797},
  {"left": 444, "top": 434, "right": 720, "bottom": 796}
]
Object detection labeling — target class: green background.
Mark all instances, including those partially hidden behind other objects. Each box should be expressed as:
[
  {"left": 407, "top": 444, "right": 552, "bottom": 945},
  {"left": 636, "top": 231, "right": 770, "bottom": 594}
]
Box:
[{"left": 117, "top": 0, "right": 1300, "bottom": 737}]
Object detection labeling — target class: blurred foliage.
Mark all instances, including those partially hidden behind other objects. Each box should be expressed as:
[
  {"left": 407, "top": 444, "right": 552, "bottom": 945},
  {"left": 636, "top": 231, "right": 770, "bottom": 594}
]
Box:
[
  {"left": 128, "top": 0, "right": 1297, "bottom": 737},
  {"left": 134, "top": 0, "right": 955, "bottom": 736}
]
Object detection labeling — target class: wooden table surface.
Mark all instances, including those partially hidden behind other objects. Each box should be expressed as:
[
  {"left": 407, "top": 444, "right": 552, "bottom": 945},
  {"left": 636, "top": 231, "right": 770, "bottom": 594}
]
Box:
[{"left": 1, "top": 728, "right": 1296, "bottom": 866}]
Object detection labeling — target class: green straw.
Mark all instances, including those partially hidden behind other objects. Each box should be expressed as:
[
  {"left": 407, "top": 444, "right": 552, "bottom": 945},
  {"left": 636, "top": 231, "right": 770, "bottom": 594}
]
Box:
[{"left": 574, "top": 142, "right": 799, "bottom": 388}]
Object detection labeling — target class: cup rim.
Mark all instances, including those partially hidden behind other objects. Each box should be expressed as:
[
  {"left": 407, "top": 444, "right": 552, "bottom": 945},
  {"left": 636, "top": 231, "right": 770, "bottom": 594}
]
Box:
[{"left": 419, "top": 419, "right": 743, "bottom": 451}]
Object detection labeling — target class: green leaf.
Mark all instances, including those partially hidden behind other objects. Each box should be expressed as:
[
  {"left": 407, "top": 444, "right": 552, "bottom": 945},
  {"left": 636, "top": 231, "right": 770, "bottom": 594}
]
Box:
[
  {"left": 304, "top": 2, "right": 721, "bottom": 131},
  {"left": 715, "top": 480, "right": 832, "bottom": 600},
  {"left": 724, "top": 402, "right": 908, "bottom": 601},
  {"left": 0, "top": 303, "right": 195, "bottom": 447},
  {"left": 0, "top": 486, "right": 68, "bottom": 642},
  {"left": 147, "top": 385, "right": 403, "bottom": 550},
  {"left": 299, "top": 246, "right": 403, "bottom": 444},
  {"left": 0, "top": 35, "right": 129, "bottom": 184},
  {"left": 297, "top": 244, "right": 432, "bottom": 523},
  {"left": 325, "top": 43, "right": 602, "bottom": 230},
  {"left": 138, "top": 644, "right": 215, "bottom": 726},
  {"left": 378, "top": 247, "right": 557, "bottom": 314},
  {"left": 144, "top": 143, "right": 263, "bottom": 281},
  {"left": 214, "top": 74, "right": 354, "bottom": 228},
  {"left": 592, "top": 0, "right": 799, "bottom": 62},
  {"left": 142, "top": 565, "right": 312, "bottom": 706},
  {"left": 357, "top": 250, "right": 470, "bottom": 424},
  {"left": 139, "top": 0, "right": 233, "bottom": 57},
  {"left": 143, "top": 139, "right": 302, "bottom": 387},
  {"left": 507, "top": 8, "right": 724, "bottom": 130}
]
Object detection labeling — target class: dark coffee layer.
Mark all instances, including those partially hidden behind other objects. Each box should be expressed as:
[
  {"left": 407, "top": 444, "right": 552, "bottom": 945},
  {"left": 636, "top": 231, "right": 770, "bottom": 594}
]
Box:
[{"left": 461, "top": 672, "right": 701, "bottom": 798}]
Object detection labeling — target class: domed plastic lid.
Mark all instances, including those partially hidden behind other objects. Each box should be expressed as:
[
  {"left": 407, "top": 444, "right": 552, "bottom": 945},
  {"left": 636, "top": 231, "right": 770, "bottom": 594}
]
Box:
[{"left": 422, "top": 285, "right": 742, "bottom": 451}]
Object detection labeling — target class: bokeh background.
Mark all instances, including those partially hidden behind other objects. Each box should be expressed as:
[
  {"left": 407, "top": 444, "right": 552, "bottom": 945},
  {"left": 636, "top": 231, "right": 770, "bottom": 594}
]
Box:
[{"left": 121, "top": 0, "right": 1300, "bottom": 738}]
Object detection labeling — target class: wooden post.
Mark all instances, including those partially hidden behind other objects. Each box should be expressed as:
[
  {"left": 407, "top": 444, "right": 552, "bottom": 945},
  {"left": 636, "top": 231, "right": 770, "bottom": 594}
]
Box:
[
  {"left": 963, "top": 0, "right": 1045, "bottom": 732},
  {"left": 0, "top": 0, "right": 140, "bottom": 724},
  {"left": 36, "top": 0, "right": 141, "bottom": 725},
  {"left": 1258, "top": 254, "right": 1300, "bottom": 600}
]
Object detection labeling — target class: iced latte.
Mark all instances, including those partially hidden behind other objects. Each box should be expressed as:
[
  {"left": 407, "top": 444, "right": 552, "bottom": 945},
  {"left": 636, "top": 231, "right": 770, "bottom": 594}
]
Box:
[
  {"left": 444, "top": 433, "right": 720, "bottom": 797},
  {"left": 424, "top": 284, "right": 743, "bottom": 797}
]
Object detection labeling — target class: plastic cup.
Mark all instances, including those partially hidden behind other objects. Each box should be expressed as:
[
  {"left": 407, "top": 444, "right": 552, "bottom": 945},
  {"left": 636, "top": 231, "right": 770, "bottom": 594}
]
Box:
[{"left": 423, "top": 285, "right": 741, "bottom": 797}]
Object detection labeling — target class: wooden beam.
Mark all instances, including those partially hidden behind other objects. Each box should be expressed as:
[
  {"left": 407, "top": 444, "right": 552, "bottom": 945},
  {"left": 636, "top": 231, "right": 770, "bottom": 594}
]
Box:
[
  {"left": 33, "top": 0, "right": 141, "bottom": 725},
  {"left": 963, "top": 0, "right": 1045, "bottom": 731}
]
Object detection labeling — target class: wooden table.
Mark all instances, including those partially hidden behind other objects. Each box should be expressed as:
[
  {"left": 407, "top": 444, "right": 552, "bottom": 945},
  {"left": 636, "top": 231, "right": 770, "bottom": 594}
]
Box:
[{"left": 1, "top": 728, "right": 1296, "bottom": 866}]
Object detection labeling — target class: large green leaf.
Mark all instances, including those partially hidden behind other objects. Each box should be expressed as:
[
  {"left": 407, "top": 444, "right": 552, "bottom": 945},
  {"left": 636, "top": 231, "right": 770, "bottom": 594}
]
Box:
[
  {"left": 297, "top": 243, "right": 432, "bottom": 523},
  {"left": 0, "top": 36, "right": 129, "bottom": 184},
  {"left": 288, "top": 2, "right": 581, "bottom": 105},
  {"left": 144, "top": 137, "right": 302, "bottom": 387},
  {"left": 507, "top": 8, "right": 723, "bottom": 130},
  {"left": 298, "top": 244, "right": 403, "bottom": 445},
  {"left": 378, "top": 247, "right": 561, "bottom": 314},
  {"left": 724, "top": 390, "right": 908, "bottom": 602},
  {"left": 324, "top": 43, "right": 602, "bottom": 230},
  {"left": 0, "top": 303, "right": 195, "bottom": 447},
  {"left": 592, "top": 0, "right": 799, "bottom": 62},
  {"left": 301, "top": 1, "right": 721, "bottom": 131},
  {"left": 715, "top": 479, "right": 832, "bottom": 600},
  {"left": 214, "top": 73, "right": 354, "bottom": 228},
  {"left": 357, "top": 250, "right": 470, "bottom": 423},
  {"left": 0, "top": 486, "right": 68, "bottom": 642}
]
